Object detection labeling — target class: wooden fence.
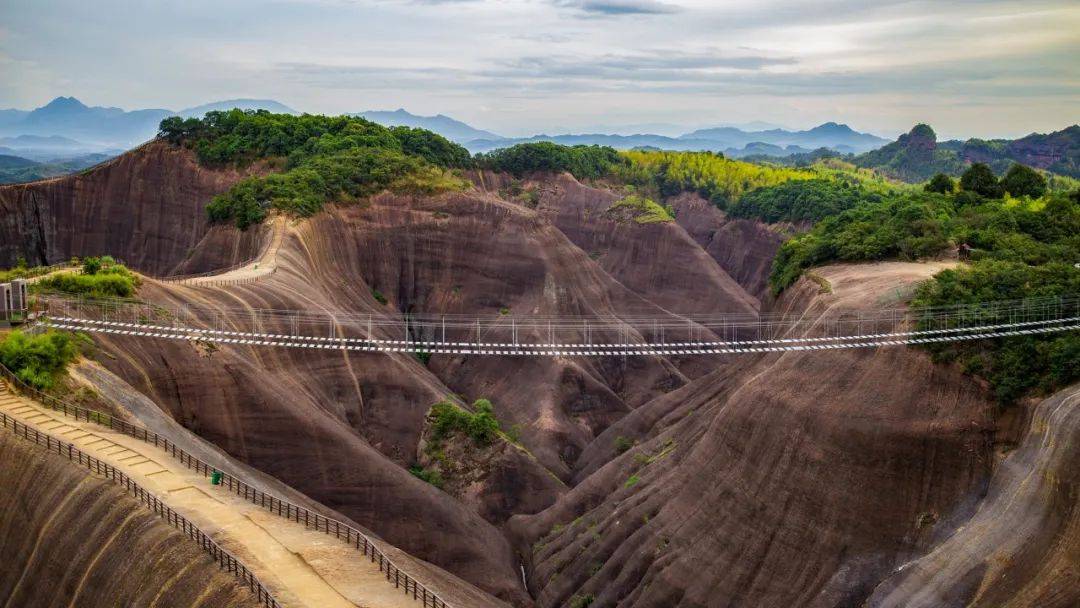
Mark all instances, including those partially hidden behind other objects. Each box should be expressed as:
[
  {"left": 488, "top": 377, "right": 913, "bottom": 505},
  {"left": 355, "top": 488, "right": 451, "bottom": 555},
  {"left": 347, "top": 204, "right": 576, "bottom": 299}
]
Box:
[
  {"left": 0, "top": 409, "right": 280, "bottom": 608},
  {"left": 0, "top": 363, "right": 450, "bottom": 608}
]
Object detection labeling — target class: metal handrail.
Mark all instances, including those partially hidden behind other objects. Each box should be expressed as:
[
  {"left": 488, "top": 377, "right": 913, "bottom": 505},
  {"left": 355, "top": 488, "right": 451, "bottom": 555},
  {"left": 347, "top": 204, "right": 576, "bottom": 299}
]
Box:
[
  {"left": 0, "top": 362, "right": 451, "bottom": 608},
  {"left": 0, "top": 409, "right": 280, "bottom": 608}
]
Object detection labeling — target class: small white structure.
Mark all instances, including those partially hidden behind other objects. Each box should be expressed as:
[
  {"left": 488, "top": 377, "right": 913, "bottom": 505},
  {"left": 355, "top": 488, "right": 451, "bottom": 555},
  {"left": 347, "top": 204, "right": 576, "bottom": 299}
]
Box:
[
  {"left": 9, "top": 279, "right": 26, "bottom": 311},
  {"left": 0, "top": 283, "right": 11, "bottom": 319}
]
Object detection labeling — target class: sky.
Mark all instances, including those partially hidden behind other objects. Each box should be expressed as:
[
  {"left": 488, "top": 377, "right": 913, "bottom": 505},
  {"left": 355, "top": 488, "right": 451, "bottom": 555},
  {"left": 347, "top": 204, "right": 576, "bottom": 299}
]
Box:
[{"left": 1, "top": 0, "right": 1077, "bottom": 139}]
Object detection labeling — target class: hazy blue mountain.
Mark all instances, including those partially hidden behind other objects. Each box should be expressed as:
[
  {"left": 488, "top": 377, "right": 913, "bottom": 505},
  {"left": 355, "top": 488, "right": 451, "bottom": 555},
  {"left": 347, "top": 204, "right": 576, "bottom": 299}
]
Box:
[
  {"left": 0, "top": 134, "right": 123, "bottom": 162},
  {"left": 181, "top": 99, "right": 296, "bottom": 118},
  {"left": 8, "top": 97, "right": 170, "bottom": 146},
  {"left": 680, "top": 122, "right": 887, "bottom": 153},
  {"left": 0, "top": 97, "right": 299, "bottom": 148},
  {"left": 724, "top": 142, "right": 814, "bottom": 158},
  {"left": 854, "top": 123, "right": 1080, "bottom": 181},
  {"left": 467, "top": 133, "right": 708, "bottom": 154},
  {"left": 356, "top": 109, "right": 503, "bottom": 144},
  {"left": 1, "top": 134, "right": 87, "bottom": 151},
  {"left": 722, "top": 121, "right": 788, "bottom": 131},
  {"left": 0, "top": 109, "right": 29, "bottom": 130},
  {"left": 0, "top": 151, "right": 114, "bottom": 184},
  {"left": 470, "top": 122, "right": 888, "bottom": 155},
  {"left": 0, "top": 154, "right": 38, "bottom": 170}
]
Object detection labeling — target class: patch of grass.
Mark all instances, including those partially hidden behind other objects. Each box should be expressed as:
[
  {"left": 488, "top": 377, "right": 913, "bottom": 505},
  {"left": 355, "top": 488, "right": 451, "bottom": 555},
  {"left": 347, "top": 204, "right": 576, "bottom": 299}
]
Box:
[
  {"left": 33, "top": 257, "right": 140, "bottom": 299},
  {"left": 505, "top": 423, "right": 523, "bottom": 444},
  {"left": 569, "top": 594, "right": 595, "bottom": 608},
  {"left": 370, "top": 289, "right": 388, "bottom": 305},
  {"left": 805, "top": 272, "right": 833, "bottom": 294},
  {"left": 613, "top": 435, "right": 635, "bottom": 454},
  {"left": 633, "top": 439, "right": 677, "bottom": 466},
  {"left": 0, "top": 262, "right": 58, "bottom": 283},
  {"left": 413, "top": 351, "right": 432, "bottom": 366},
  {"left": 608, "top": 194, "right": 674, "bottom": 224},
  {"left": 624, "top": 474, "right": 641, "bottom": 488}
]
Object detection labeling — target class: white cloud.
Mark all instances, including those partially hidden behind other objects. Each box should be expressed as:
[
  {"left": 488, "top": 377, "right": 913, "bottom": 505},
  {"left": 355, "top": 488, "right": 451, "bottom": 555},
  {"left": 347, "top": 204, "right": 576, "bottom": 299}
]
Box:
[{"left": 0, "top": 0, "right": 1077, "bottom": 138}]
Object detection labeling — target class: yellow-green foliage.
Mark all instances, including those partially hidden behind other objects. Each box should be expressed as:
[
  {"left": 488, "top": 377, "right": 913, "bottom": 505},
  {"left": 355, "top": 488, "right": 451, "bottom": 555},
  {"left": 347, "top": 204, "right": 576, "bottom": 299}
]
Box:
[
  {"left": 617, "top": 150, "right": 814, "bottom": 207},
  {"left": 0, "top": 263, "right": 58, "bottom": 283},
  {"left": 608, "top": 194, "right": 674, "bottom": 223},
  {"left": 807, "top": 160, "right": 909, "bottom": 196}
]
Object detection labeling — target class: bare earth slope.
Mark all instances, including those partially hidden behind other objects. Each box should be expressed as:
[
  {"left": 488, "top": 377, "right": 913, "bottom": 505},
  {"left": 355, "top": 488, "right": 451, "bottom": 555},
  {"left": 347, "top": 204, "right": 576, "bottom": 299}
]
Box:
[
  {"left": 3, "top": 141, "right": 1077, "bottom": 607},
  {"left": 510, "top": 262, "right": 999, "bottom": 608},
  {"left": 0, "top": 430, "right": 259, "bottom": 608},
  {"left": 867, "top": 383, "right": 1080, "bottom": 608}
]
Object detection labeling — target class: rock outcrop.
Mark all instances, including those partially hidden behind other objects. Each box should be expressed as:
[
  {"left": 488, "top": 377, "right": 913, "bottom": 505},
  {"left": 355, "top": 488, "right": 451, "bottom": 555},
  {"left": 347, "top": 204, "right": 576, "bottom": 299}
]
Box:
[
  {"left": 509, "top": 262, "right": 1000, "bottom": 607},
  {"left": 0, "top": 141, "right": 268, "bottom": 274},
  {"left": 4, "top": 140, "right": 1076, "bottom": 607},
  {"left": 866, "top": 382, "right": 1080, "bottom": 608}
]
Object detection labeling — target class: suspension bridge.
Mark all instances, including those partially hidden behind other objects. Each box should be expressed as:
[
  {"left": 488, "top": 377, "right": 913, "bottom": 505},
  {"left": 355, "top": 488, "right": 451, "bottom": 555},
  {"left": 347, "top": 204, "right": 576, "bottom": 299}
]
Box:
[{"left": 33, "top": 294, "right": 1080, "bottom": 357}]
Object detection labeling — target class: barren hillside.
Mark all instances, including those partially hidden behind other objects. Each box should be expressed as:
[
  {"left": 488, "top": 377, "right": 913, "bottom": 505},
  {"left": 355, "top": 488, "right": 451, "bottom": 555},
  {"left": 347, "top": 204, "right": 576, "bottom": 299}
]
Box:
[{"left": 1, "top": 139, "right": 1076, "bottom": 608}]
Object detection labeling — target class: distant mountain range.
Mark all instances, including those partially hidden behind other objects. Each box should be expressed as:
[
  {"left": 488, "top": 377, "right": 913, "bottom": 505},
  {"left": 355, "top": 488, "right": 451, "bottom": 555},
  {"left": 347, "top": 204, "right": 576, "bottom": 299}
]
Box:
[
  {"left": 0, "top": 151, "right": 114, "bottom": 184},
  {"left": 354, "top": 109, "right": 502, "bottom": 144},
  {"left": 456, "top": 121, "right": 888, "bottom": 156},
  {"left": 853, "top": 123, "right": 1080, "bottom": 182},
  {"left": 2, "top": 97, "right": 890, "bottom": 159},
  {"left": 0, "top": 97, "right": 297, "bottom": 149},
  {"left": 350, "top": 110, "right": 888, "bottom": 156}
]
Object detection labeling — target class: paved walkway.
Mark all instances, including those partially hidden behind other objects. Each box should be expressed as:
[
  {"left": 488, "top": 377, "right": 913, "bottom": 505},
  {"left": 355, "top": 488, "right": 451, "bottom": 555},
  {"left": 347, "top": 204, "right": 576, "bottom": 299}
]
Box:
[
  {"left": 0, "top": 380, "right": 418, "bottom": 608},
  {"left": 174, "top": 216, "right": 287, "bottom": 285}
]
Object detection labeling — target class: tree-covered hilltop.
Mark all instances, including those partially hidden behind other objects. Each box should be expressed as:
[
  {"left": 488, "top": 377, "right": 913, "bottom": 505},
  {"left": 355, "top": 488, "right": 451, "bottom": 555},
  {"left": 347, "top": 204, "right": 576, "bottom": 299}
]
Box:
[
  {"left": 614, "top": 150, "right": 815, "bottom": 207},
  {"left": 855, "top": 123, "right": 1080, "bottom": 182},
  {"left": 853, "top": 124, "right": 966, "bottom": 182},
  {"left": 159, "top": 110, "right": 472, "bottom": 228},
  {"left": 475, "top": 142, "right": 625, "bottom": 179},
  {"left": 771, "top": 162, "right": 1080, "bottom": 403}
]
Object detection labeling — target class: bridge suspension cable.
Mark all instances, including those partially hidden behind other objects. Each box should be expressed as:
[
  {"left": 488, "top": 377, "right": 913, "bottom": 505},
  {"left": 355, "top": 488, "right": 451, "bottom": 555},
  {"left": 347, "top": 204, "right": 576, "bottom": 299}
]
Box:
[{"left": 33, "top": 294, "right": 1080, "bottom": 357}]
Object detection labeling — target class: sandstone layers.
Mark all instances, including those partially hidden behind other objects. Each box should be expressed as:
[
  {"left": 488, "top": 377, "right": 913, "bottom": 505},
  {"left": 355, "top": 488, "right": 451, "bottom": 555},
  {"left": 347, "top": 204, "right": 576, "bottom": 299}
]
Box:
[
  {"left": 0, "top": 431, "right": 259, "bottom": 608},
  {"left": 1, "top": 141, "right": 1076, "bottom": 607}
]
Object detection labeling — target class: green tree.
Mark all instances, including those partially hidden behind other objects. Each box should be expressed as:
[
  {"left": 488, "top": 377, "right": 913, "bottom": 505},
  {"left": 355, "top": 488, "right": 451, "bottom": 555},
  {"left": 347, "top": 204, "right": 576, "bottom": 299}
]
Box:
[
  {"left": 959, "top": 163, "right": 1001, "bottom": 198},
  {"left": 0, "top": 330, "right": 84, "bottom": 390},
  {"left": 81, "top": 256, "right": 102, "bottom": 275},
  {"left": 925, "top": 173, "right": 955, "bottom": 194},
  {"left": 1000, "top": 163, "right": 1047, "bottom": 198}
]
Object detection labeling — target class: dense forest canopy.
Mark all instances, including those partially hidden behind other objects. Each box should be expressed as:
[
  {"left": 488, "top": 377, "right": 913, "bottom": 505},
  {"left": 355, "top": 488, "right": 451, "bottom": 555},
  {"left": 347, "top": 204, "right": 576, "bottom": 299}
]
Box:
[
  {"left": 159, "top": 110, "right": 471, "bottom": 228},
  {"left": 475, "top": 142, "right": 625, "bottom": 179},
  {"left": 772, "top": 177, "right": 1079, "bottom": 402}
]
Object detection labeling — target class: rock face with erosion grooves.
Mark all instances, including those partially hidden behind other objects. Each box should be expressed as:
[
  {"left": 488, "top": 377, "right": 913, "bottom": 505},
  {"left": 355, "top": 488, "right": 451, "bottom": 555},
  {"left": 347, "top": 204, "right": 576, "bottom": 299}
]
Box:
[
  {"left": 0, "top": 430, "right": 259, "bottom": 608},
  {"left": 865, "top": 382, "right": 1080, "bottom": 608},
  {"left": 509, "top": 262, "right": 999, "bottom": 607},
  {"left": 5, "top": 139, "right": 1077, "bottom": 607},
  {"left": 0, "top": 141, "right": 268, "bottom": 274},
  {"left": 0, "top": 380, "right": 488, "bottom": 608}
]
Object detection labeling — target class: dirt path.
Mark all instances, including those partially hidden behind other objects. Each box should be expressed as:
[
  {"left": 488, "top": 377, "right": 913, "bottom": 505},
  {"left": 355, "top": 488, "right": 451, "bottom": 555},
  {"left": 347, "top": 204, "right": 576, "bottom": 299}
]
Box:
[
  {"left": 0, "top": 380, "right": 419, "bottom": 608},
  {"left": 171, "top": 215, "right": 287, "bottom": 286}
]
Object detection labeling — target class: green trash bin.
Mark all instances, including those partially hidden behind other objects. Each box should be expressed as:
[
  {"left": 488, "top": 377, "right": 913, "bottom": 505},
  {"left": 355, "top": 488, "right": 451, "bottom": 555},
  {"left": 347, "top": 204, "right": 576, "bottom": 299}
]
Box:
[{"left": 211, "top": 470, "right": 222, "bottom": 485}]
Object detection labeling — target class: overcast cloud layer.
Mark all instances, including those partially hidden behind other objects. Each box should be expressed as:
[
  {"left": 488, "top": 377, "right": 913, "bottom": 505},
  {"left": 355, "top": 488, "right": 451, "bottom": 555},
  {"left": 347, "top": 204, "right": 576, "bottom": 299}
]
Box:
[{"left": 1, "top": 0, "right": 1077, "bottom": 138}]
